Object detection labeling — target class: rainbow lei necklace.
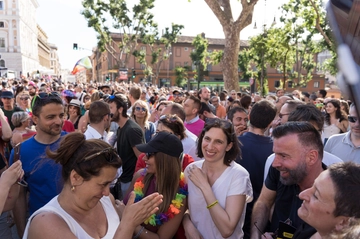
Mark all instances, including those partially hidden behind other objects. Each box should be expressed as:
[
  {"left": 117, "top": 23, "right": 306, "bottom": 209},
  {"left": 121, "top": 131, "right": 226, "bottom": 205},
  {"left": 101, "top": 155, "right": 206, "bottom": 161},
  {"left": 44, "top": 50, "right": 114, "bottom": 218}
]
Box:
[{"left": 133, "top": 172, "right": 188, "bottom": 226}]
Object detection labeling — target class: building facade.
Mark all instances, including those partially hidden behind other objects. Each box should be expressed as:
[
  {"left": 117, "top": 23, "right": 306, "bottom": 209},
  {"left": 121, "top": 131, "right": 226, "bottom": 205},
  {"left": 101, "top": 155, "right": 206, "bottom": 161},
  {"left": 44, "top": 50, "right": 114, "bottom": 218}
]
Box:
[
  {"left": 37, "top": 24, "right": 50, "bottom": 69},
  {"left": 49, "top": 43, "right": 60, "bottom": 76},
  {"left": 91, "top": 33, "right": 325, "bottom": 94},
  {"left": 0, "top": 0, "right": 40, "bottom": 78}
]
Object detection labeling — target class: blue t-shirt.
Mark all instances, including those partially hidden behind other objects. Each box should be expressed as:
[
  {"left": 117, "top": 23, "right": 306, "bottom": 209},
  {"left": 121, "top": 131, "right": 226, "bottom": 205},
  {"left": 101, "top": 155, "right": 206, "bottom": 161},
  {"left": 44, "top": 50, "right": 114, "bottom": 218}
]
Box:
[{"left": 10, "top": 132, "right": 67, "bottom": 215}]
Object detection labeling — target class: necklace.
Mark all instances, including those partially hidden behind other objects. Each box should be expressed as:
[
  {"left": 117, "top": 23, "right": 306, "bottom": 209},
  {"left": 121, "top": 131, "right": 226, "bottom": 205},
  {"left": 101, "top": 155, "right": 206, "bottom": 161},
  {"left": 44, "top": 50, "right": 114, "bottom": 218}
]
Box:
[{"left": 133, "top": 171, "right": 188, "bottom": 226}]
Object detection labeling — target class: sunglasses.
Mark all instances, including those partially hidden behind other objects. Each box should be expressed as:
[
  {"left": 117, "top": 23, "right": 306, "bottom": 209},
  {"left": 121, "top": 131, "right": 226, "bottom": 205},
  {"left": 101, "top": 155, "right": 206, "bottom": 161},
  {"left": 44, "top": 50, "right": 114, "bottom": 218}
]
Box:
[
  {"left": 205, "top": 118, "right": 232, "bottom": 130},
  {"left": 83, "top": 147, "right": 118, "bottom": 162},
  {"left": 348, "top": 116, "right": 358, "bottom": 123},
  {"left": 38, "top": 92, "right": 61, "bottom": 99},
  {"left": 20, "top": 97, "right": 30, "bottom": 100},
  {"left": 278, "top": 113, "right": 290, "bottom": 119},
  {"left": 173, "top": 93, "right": 182, "bottom": 97},
  {"left": 159, "top": 114, "right": 178, "bottom": 122},
  {"left": 145, "top": 152, "right": 155, "bottom": 158},
  {"left": 135, "top": 106, "right": 146, "bottom": 112}
]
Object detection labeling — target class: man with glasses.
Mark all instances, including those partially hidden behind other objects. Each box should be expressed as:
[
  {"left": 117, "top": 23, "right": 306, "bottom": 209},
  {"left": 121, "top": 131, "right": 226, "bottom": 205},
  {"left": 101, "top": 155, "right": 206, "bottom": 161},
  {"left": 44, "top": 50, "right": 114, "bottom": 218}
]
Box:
[
  {"left": 107, "top": 94, "right": 144, "bottom": 197},
  {"left": 325, "top": 103, "right": 360, "bottom": 163},
  {"left": 9, "top": 92, "right": 66, "bottom": 238},
  {"left": 0, "top": 91, "right": 23, "bottom": 130},
  {"left": 172, "top": 89, "right": 184, "bottom": 104},
  {"left": 274, "top": 100, "right": 305, "bottom": 127},
  {"left": 211, "top": 96, "right": 226, "bottom": 119}
]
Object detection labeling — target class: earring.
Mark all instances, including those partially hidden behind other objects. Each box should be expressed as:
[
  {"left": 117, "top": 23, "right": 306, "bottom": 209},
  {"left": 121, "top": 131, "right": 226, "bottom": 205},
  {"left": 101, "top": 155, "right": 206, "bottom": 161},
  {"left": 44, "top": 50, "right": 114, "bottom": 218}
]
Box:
[{"left": 71, "top": 185, "right": 75, "bottom": 192}]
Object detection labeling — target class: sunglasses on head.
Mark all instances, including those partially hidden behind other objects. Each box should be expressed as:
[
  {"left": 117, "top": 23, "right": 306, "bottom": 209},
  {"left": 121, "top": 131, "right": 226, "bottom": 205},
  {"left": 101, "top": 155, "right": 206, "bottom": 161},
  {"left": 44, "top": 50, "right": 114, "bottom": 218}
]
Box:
[
  {"left": 83, "top": 147, "right": 118, "bottom": 162},
  {"left": 348, "top": 116, "right": 358, "bottom": 123},
  {"left": 159, "top": 114, "right": 178, "bottom": 122},
  {"left": 135, "top": 106, "right": 146, "bottom": 112},
  {"left": 205, "top": 118, "right": 232, "bottom": 129},
  {"left": 38, "top": 92, "right": 61, "bottom": 99}
]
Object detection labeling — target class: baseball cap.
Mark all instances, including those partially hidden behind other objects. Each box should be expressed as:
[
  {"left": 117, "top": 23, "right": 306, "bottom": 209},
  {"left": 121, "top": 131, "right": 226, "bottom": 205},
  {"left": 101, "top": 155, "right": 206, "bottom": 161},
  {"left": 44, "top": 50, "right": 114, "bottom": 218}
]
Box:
[
  {"left": 136, "top": 131, "right": 183, "bottom": 158},
  {"left": 173, "top": 89, "right": 182, "bottom": 94},
  {"left": 1, "top": 91, "right": 14, "bottom": 98}
]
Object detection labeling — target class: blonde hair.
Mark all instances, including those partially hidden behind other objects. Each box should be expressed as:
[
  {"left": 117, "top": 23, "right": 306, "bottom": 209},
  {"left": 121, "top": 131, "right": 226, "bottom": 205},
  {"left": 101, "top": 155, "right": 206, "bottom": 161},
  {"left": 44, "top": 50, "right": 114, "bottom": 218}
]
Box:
[{"left": 131, "top": 100, "right": 150, "bottom": 129}]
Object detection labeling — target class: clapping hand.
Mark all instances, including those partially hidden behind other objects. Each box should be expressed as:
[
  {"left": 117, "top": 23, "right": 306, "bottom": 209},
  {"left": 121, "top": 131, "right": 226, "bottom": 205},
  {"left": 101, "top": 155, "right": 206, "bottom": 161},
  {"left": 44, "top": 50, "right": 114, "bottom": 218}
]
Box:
[{"left": 0, "top": 161, "right": 24, "bottom": 189}]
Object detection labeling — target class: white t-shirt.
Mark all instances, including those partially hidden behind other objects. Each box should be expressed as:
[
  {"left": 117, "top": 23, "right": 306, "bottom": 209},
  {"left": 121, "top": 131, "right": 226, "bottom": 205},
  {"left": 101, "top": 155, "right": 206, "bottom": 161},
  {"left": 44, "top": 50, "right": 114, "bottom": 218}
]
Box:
[
  {"left": 185, "top": 160, "right": 253, "bottom": 239},
  {"left": 23, "top": 196, "right": 119, "bottom": 239}
]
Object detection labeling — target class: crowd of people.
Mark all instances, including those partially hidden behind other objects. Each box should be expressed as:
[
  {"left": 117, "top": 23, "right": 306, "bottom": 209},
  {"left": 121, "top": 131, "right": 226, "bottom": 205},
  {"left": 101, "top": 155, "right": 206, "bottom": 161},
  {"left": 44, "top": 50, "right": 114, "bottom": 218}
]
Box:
[{"left": 0, "top": 76, "right": 359, "bottom": 239}]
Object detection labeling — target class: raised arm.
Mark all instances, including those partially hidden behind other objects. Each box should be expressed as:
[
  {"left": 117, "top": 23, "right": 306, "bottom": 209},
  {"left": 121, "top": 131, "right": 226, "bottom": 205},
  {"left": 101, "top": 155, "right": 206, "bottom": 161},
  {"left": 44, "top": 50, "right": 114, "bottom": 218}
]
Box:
[{"left": 0, "top": 108, "right": 12, "bottom": 141}]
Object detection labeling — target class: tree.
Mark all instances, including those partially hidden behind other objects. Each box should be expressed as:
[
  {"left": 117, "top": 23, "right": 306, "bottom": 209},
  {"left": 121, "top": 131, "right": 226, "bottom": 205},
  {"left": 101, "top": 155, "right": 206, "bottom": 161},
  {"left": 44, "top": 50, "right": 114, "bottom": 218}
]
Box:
[
  {"left": 190, "top": 34, "right": 209, "bottom": 90},
  {"left": 133, "top": 24, "right": 184, "bottom": 86},
  {"left": 174, "top": 66, "right": 188, "bottom": 87},
  {"left": 280, "top": 0, "right": 337, "bottom": 75},
  {"left": 81, "top": 0, "right": 157, "bottom": 68},
  {"left": 190, "top": 0, "right": 260, "bottom": 91}
]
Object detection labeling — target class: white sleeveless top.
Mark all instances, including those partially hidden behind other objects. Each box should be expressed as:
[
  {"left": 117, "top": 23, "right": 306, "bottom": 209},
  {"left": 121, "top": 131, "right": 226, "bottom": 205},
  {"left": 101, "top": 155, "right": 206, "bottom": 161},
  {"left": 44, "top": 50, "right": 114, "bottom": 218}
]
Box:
[{"left": 23, "top": 196, "right": 120, "bottom": 239}]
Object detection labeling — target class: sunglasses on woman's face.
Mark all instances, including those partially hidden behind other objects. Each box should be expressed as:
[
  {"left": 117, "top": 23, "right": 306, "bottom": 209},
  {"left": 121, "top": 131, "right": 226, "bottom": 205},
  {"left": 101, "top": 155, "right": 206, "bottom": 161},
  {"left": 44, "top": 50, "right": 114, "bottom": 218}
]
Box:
[
  {"left": 20, "top": 97, "right": 30, "bottom": 101},
  {"left": 135, "top": 106, "right": 146, "bottom": 112}
]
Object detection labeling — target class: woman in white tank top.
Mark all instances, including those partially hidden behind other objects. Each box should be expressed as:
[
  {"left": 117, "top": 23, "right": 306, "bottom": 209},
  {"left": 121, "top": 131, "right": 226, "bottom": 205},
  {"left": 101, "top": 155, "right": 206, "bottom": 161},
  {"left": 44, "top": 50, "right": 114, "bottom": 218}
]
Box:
[{"left": 23, "top": 132, "right": 162, "bottom": 239}]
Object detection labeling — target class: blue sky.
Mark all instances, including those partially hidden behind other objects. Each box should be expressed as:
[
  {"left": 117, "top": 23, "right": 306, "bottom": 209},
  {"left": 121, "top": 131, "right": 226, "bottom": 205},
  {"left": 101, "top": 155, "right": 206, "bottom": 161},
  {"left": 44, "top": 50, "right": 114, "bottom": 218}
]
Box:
[{"left": 36, "top": 0, "right": 288, "bottom": 70}]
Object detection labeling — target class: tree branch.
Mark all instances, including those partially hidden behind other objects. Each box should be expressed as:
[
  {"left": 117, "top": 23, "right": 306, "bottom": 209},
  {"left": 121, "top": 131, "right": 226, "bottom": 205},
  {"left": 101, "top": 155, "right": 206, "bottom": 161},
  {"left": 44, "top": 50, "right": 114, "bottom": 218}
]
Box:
[
  {"left": 236, "top": 0, "right": 259, "bottom": 31},
  {"left": 308, "top": 0, "right": 333, "bottom": 47},
  {"left": 204, "top": 0, "right": 232, "bottom": 27}
]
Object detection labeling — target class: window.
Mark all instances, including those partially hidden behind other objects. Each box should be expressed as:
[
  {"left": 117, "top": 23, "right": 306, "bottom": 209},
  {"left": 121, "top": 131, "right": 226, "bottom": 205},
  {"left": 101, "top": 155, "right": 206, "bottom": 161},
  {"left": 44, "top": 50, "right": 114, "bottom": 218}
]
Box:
[
  {"left": 274, "top": 80, "right": 280, "bottom": 87},
  {"left": 288, "top": 81, "right": 293, "bottom": 88},
  {"left": 184, "top": 47, "right": 188, "bottom": 51},
  {"left": 0, "top": 38, "right": 5, "bottom": 48},
  {"left": 314, "top": 81, "right": 320, "bottom": 88},
  {"left": 140, "top": 64, "right": 146, "bottom": 70},
  {"left": 0, "top": 22, "right": 4, "bottom": 28},
  {"left": 184, "top": 62, "right": 188, "bottom": 66},
  {"left": 141, "top": 46, "right": 146, "bottom": 53},
  {"left": 207, "top": 64, "right": 212, "bottom": 71},
  {"left": 0, "top": 1, "right": 3, "bottom": 10},
  {"left": 0, "top": 59, "right": 5, "bottom": 67}
]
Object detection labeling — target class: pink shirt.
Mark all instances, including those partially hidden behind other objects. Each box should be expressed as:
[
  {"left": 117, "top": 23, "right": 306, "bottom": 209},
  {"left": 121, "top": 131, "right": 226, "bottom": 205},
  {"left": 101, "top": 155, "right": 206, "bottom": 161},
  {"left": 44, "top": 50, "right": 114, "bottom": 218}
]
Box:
[{"left": 184, "top": 116, "right": 205, "bottom": 137}]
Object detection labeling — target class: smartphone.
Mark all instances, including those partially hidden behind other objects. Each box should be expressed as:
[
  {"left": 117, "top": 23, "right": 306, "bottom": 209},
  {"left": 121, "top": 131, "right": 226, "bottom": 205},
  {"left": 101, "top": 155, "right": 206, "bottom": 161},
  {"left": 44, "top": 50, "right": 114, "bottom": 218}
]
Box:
[{"left": 326, "top": 0, "right": 360, "bottom": 116}]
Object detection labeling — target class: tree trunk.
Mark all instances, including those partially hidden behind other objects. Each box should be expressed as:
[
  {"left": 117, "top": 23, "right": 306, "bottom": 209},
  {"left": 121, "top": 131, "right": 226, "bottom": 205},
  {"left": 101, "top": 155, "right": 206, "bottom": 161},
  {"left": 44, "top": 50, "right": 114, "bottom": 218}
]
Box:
[{"left": 221, "top": 28, "right": 240, "bottom": 91}]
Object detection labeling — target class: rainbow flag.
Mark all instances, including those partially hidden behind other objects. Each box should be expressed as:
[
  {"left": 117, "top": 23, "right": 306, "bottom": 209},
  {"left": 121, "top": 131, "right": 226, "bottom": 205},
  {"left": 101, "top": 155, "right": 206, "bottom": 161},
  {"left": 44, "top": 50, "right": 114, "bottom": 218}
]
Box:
[{"left": 71, "top": 56, "right": 92, "bottom": 75}]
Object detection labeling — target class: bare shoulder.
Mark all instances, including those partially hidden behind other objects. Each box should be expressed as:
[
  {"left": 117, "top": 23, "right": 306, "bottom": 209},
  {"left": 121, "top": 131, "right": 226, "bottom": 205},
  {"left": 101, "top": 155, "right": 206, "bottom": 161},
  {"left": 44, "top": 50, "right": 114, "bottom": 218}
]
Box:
[{"left": 28, "top": 212, "right": 77, "bottom": 239}]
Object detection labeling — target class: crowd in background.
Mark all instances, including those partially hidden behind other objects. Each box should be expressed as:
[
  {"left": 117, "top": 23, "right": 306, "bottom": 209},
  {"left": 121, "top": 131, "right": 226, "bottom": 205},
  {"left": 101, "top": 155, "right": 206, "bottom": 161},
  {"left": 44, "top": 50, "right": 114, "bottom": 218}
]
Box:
[{"left": 0, "top": 75, "right": 359, "bottom": 239}]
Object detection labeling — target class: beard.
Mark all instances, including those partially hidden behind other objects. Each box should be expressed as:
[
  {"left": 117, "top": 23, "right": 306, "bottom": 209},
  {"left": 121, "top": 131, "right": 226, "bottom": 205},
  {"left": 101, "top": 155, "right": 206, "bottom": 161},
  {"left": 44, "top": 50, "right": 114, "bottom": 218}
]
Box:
[
  {"left": 111, "top": 111, "right": 120, "bottom": 123},
  {"left": 278, "top": 160, "right": 308, "bottom": 185}
]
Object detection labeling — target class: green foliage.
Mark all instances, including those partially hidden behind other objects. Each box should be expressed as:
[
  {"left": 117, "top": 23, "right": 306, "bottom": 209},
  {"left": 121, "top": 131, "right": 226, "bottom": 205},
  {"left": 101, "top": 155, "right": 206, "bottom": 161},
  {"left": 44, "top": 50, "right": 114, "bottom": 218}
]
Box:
[
  {"left": 280, "top": 0, "right": 337, "bottom": 75},
  {"left": 174, "top": 66, "right": 188, "bottom": 87},
  {"left": 246, "top": 0, "right": 336, "bottom": 92},
  {"left": 82, "top": 0, "right": 183, "bottom": 85},
  {"left": 191, "top": 34, "right": 209, "bottom": 89},
  {"left": 136, "top": 24, "right": 184, "bottom": 85}
]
